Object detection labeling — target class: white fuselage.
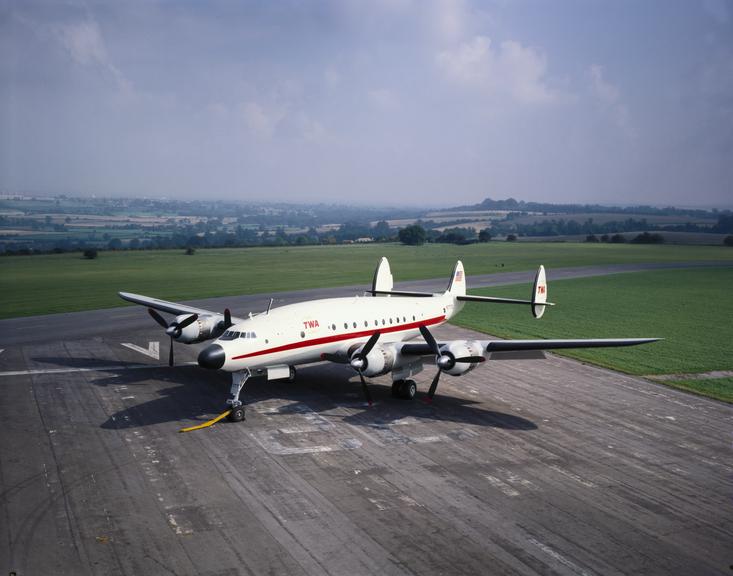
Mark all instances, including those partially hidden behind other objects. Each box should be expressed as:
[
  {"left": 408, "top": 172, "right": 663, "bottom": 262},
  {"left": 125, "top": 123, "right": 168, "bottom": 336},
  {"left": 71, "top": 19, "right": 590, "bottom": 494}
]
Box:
[{"left": 213, "top": 293, "right": 464, "bottom": 372}]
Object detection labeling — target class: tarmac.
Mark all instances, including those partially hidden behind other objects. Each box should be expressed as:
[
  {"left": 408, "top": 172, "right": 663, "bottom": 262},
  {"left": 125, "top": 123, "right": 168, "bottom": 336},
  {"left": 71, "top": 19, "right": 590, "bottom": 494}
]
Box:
[{"left": 1, "top": 264, "right": 732, "bottom": 575}]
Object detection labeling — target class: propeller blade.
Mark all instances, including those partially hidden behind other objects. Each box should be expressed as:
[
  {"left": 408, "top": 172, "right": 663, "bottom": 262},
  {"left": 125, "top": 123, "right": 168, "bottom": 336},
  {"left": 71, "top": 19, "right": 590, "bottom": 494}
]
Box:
[
  {"left": 168, "top": 337, "right": 174, "bottom": 367},
  {"left": 321, "top": 353, "right": 348, "bottom": 364},
  {"left": 148, "top": 308, "right": 169, "bottom": 328},
  {"left": 425, "top": 369, "right": 442, "bottom": 403},
  {"left": 224, "top": 308, "right": 232, "bottom": 329},
  {"left": 361, "top": 331, "right": 381, "bottom": 356},
  {"left": 177, "top": 313, "right": 198, "bottom": 329},
  {"left": 419, "top": 325, "right": 441, "bottom": 357},
  {"left": 454, "top": 356, "right": 486, "bottom": 363},
  {"left": 358, "top": 371, "right": 373, "bottom": 407}
]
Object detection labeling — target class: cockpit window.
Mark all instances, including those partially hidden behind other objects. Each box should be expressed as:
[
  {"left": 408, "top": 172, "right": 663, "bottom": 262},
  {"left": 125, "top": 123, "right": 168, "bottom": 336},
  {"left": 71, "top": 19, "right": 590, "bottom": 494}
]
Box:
[
  {"left": 239, "top": 332, "right": 257, "bottom": 339},
  {"left": 220, "top": 330, "right": 240, "bottom": 340}
]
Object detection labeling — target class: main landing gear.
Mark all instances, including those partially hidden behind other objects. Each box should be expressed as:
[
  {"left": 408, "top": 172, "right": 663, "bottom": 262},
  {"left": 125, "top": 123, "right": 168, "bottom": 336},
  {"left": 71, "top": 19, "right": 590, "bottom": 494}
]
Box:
[
  {"left": 227, "top": 369, "right": 250, "bottom": 422},
  {"left": 391, "top": 379, "right": 417, "bottom": 400}
]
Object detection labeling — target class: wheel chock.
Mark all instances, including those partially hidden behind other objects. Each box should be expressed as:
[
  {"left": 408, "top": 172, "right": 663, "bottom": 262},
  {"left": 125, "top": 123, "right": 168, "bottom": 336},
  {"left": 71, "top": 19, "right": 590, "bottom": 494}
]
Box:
[{"left": 179, "top": 409, "right": 232, "bottom": 433}]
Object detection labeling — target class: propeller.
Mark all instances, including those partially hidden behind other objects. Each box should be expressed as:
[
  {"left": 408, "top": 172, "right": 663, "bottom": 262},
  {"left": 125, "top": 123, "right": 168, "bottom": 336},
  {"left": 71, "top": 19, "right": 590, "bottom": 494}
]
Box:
[
  {"left": 418, "top": 325, "right": 485, "bottom": 403},
  {"left": 219, "top": 308, "right": 233, "bottom": 331},
  {"left": 147, "top": 308, "right": 198, "bottom": 366},
  {"left": 348, "top": 331, "right": 381, "bottom": 406}
]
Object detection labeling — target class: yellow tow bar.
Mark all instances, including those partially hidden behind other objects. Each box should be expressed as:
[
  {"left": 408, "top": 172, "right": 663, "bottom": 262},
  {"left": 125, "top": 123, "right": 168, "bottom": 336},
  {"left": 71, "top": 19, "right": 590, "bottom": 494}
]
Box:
[{"left": 179, "top": 409, "right": 232, "bottom": 433}]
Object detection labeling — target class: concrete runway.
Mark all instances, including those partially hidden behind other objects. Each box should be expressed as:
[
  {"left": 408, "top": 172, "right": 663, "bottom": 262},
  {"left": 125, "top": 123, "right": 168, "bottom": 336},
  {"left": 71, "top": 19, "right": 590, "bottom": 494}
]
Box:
[{"left": 1, "top": 266, "right": 732, "bottom": 575}]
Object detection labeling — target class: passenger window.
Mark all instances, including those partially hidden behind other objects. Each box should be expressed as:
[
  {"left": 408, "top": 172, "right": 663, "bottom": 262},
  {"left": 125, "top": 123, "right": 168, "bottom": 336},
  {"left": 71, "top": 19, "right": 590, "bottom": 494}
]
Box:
[{"left": 353, "top": 322, "right": 357, "bottom": 328}]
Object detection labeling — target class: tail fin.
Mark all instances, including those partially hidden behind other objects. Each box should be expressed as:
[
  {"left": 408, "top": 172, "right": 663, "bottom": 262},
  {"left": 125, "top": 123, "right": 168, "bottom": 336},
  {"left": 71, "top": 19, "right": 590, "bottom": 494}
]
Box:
[
  {"left": 531, "top": 265, "right": 548, "bottom": 318},
  {"left": 446, "top": 260, "right": 466, "bottom": 297},
  {"left": 371, "top": 257, "right": 394, "bottom": 296}
]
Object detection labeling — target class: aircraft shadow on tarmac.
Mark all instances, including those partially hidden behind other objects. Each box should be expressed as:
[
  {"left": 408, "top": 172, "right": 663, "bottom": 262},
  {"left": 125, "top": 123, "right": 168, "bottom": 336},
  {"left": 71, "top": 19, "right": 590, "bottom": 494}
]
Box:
[
  {"left": 30, "top": 355, "right": 164, "bottom": 370},
  {"left": 38, "top": 358, "right": 537, "bottom": 431}
]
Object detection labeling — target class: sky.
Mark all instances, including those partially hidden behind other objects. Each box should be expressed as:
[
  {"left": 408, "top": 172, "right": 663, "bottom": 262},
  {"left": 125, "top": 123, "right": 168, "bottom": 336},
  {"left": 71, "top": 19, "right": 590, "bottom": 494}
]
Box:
[{"left": 1, "top": 1, "right": 732, "bottom": 208}]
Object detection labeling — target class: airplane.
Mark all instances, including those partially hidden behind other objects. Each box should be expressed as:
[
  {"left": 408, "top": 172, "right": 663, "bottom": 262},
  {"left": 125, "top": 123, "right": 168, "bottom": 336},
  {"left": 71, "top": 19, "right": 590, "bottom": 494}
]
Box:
[{"left": 119, "top": 257, "right": 659, "bottom": 429}]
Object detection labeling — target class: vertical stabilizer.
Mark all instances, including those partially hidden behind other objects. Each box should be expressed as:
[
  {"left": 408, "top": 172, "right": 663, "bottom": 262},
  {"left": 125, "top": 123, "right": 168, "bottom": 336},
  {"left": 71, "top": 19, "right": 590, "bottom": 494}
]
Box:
[
  {"left": 371, "top": 257, "right": 394, "bottom": 296},
  {"left": 446, "top": 260, "right": 466, "bottom": 297},
  {"left": 532, "top": 265, "right": 548, "bottom": 318}
]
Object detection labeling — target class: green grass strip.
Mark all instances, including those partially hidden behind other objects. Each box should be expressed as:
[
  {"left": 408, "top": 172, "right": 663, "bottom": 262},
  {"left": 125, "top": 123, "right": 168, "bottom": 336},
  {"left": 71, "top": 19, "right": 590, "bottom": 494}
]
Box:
[{"left": 451, "top": 267, "right": 733, "bottom": 379}]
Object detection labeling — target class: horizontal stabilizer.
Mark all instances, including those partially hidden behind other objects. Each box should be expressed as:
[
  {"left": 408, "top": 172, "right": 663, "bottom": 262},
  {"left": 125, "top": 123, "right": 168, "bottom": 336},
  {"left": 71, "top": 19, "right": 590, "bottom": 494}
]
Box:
[
  {"left": 458, "top": 294, "right": 555, "bottom": 306},
  {"left": 370, "top": 289, "right": 434, "bottom": 298}
]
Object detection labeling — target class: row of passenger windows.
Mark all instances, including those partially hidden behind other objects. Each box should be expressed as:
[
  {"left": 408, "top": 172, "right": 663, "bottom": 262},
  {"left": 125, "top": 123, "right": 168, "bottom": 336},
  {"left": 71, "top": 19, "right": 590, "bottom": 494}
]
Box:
[
  {"left": 332, "top": 315, "right": 415, "bottom": 330},
  {"left": 220, "top": 330, "right": 257, "bottom": 340},
  {"left": 300, "top": 316, "right": 418, "bottom": 338}
]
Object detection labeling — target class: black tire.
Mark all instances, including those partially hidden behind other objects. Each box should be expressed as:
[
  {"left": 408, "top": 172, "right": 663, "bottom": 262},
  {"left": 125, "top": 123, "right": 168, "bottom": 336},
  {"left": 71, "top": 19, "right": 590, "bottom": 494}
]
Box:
[
  {"left": 400, "top": 379, "right": 417, "bottom": 400},
  {"left": 392, "top": 380, "right": 403, "bottom": 398},
  {"left": 228, "top": 405, "right": 246, "bottom": 422},
  {"left": 288, "top": 366, "right": 297, "bottom": 382}
]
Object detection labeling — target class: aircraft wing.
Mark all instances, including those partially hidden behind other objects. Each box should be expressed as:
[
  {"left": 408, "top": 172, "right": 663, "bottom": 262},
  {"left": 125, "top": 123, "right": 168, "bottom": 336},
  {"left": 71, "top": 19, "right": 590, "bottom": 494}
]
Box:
[
  {"left": 119, "top": 291, "right": 245, "bottom": 322},
  {"left": 398, "top": 337, "right": 660, "bottom": 358}
]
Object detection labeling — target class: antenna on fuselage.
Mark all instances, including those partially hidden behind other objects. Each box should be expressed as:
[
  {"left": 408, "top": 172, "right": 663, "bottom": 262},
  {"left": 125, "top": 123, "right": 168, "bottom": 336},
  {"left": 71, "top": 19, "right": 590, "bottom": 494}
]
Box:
[{"left": 266, "top": 298, "right": 273, "bottom": 314}]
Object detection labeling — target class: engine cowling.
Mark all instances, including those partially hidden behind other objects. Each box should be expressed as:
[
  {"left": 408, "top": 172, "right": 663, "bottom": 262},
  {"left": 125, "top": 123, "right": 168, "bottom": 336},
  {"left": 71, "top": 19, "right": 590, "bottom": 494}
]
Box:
[
  {"left": 175, "top": 314, "right": 224, "bottom": 343},
  {"left": 440, "top": 340, "right": 483, "bottom": 376},
  {"left": 357, "top": 344, "right": 395, "bottom": 377}
]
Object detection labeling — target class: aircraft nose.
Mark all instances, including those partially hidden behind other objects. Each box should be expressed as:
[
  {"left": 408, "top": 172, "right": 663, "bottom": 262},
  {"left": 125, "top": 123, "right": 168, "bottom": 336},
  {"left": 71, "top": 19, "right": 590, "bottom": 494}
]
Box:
[{"left": 198, "top": 344, "right": 226, "bottom": 369}]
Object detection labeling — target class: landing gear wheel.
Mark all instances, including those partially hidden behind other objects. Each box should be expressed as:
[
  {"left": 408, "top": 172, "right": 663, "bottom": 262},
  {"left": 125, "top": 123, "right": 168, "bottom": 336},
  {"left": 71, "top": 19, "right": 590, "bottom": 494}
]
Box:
[
  {"left": 228, "top": 404, "right": 246, "bottom": 422},
  {"left": 391, "top": 380, "right": 404, "bottom": 398},
  {"left": 399, "top": 379, "right": 417, "bottom": 400},
  {"left": 288, "top": 366, "right": 297, "bottom": 382}
]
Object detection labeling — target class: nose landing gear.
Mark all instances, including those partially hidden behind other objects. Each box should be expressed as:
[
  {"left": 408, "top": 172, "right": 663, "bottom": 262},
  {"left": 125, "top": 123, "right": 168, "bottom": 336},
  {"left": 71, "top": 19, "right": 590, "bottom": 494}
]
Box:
[{"left": 226, "top": 369, "right": 250, "bottom": 422}]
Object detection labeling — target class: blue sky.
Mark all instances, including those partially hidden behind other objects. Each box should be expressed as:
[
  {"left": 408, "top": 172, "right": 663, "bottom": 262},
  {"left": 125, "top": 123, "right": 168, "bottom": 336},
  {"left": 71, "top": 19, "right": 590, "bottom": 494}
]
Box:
[{"left": 1, "top": 0, "right": 731, "bottom": 207}]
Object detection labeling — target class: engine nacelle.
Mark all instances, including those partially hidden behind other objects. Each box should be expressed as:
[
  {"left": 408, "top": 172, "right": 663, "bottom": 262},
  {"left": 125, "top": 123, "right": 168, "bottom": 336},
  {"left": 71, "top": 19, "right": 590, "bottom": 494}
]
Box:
[
  {"left": 359, "top": 344, "right": 395, "bottom": 377},
  {"left": 175, "top": 314, "right": 223, "bottom": 343},
  {"left": 441, "top": 340, "right": 483, "bottom": 376}
]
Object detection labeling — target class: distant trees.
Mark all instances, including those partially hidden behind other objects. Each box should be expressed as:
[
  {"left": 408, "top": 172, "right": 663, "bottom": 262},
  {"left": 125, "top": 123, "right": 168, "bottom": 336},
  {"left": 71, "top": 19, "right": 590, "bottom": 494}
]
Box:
[
  {"left": 631, "top": 232, "right": 664, "bottom": 244},
  {"left": 83, "top": 248, "right": 98, "bottom": 259},
  {"left": 506, "top": 234, "right": 517, "bottom": 241},
  {"left": 398, "top": 224, "right": 426, "bottom": 246},
  {"left": 478, "top": 228, "right": 492, "bottom": 242},
  {"left": 724, "top": 235, "right": 733, "bottom": 247},
  {"left": 610, "top": 234, "right": 626, "bottom": 243},
  {"left": 435, "top": 227, "right": 476, "bottom": 244},
  {"left": 585, "top": 234, "right": 600, "bottom": 243}
]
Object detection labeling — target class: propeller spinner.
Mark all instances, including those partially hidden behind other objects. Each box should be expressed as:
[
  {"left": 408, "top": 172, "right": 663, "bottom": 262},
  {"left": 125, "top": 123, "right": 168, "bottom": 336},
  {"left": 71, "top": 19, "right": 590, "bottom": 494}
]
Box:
[
  {"left": 418, "top": 325, "right": 485, "bottom": 403},
  {"left": 147, "top": 308, "right": 198, "bottom": 366}
]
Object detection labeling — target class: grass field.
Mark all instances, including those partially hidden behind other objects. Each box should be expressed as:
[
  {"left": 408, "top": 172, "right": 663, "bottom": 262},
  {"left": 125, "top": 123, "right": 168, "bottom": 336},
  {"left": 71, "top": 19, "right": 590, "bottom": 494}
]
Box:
[
  {"left": 452, "top": 268, "right": 733, "bottom": 394},
  {"left": 2, "top": 242, "right": 732, "bottom": 319},
  {"left": 658, "top": 377, "right": 733, "bottom": 403}
]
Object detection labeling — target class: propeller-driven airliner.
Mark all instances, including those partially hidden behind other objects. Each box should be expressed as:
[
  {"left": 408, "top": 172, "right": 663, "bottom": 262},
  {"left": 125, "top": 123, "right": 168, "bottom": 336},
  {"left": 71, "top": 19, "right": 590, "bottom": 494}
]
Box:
[{"left": 120, "top": 258, "right": 658, "bottom": 428}]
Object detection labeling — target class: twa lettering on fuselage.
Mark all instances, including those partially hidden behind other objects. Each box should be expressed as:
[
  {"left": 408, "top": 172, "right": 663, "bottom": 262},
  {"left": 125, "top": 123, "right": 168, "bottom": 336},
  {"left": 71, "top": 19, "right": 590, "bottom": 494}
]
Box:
[{"left": 302, "top": 319, "right": 320, "bottom": 329}]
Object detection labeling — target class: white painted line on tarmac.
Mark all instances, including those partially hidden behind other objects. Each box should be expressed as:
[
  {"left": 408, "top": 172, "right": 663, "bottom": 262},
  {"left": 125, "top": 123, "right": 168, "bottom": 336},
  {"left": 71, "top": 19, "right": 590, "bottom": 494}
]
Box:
[
  {"left": 0, "top": 361, "right": 197, "bottom": 377},
  {"left": 121, "top": 341, "right": 160, "bottom": 360}
]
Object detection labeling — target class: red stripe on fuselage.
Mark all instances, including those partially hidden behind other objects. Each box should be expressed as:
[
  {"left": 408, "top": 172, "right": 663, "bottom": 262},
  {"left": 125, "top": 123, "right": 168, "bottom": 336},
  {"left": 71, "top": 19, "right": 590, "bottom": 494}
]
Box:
[{"left": 230, "top": 314, "right": 446, "bottom": 361}]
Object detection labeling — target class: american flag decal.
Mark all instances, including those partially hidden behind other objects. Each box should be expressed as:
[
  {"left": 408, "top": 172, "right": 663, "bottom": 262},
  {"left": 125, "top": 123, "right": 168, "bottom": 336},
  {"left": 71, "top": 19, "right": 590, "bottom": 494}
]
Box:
[{"left": 455, "top": 270, "right": 463, "bottom": 281}]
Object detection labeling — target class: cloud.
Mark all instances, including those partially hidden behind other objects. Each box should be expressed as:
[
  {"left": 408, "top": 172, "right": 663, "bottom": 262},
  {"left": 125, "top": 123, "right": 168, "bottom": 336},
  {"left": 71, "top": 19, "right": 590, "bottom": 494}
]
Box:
[
  {"left": 368, "top": 88, "right": 398, "bottom": 109},
  {"left": 589, "top": 64, "right": 634, "bottom": 138},
  {"left": 55, "top": 18, "right": 132, "bottom": 93},
  {"left": 436, "top": 35, "right": 555, "bottom": 104},
  {"left": 239, "top": 101, "right": 286, "bottom": 138}
]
